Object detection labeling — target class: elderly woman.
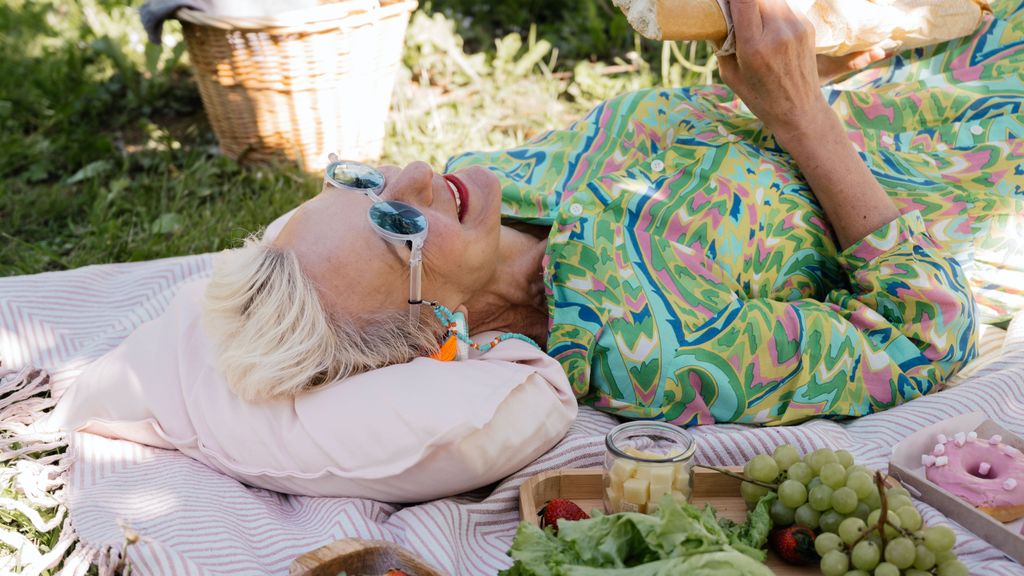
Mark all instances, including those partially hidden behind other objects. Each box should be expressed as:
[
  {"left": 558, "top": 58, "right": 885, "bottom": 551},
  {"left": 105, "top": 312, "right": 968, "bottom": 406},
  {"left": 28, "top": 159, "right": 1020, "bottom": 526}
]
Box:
[{"left": 204, "top": 0, "right": 1024, "bottom": 426}]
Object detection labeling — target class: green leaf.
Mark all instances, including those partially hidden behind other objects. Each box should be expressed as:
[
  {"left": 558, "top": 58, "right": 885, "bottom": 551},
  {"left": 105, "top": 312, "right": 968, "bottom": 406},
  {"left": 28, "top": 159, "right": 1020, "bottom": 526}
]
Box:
[
  {"left": 66, "top": 160, "right": 112, "bottom": 184},
  {"left": 151, "top": 212, "right": 184, "bottom": 235}
]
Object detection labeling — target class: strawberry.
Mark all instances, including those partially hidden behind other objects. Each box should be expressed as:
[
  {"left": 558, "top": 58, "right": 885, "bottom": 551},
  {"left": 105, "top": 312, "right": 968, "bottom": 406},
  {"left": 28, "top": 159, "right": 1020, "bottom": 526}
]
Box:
[
  {"left": 768, "top": 525, "right": 819, "bottom": 566},
  {"left": 538, "top": 498, "right": 589, "bottom": 532},
  {"left": 383, "top": 570, "right": 409, "bottom": 576}
]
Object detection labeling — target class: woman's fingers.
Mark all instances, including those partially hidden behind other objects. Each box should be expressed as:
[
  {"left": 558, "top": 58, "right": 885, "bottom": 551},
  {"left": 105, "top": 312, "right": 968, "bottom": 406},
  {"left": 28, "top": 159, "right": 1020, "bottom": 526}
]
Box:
[
  {"left": 816, "top": 47, "right": 888, "bottom": 83},
  {"left": 729, "top": 0, "right": 763, "bottom": 44}
]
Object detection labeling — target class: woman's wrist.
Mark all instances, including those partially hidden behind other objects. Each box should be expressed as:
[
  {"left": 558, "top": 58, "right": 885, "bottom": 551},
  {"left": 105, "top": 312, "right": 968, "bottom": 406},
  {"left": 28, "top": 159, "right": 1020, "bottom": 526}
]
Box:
[{"left": 770, "top": 98, "right": 840, "bottom": 156}]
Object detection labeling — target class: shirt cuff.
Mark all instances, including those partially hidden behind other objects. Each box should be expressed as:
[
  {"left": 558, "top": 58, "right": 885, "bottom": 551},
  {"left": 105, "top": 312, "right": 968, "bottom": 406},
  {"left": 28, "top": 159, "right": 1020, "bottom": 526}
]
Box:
[{"left": 838, "top": 210, "right": 929, "bottom": 272}]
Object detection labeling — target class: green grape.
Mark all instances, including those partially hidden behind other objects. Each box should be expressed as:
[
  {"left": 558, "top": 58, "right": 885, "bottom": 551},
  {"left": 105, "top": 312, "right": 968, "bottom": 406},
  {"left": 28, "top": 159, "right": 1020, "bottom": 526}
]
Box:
[
  {"left": 835, "top": 450, "right": 855, "bottom": 468},
  {"left": 843, "top": 571, "right": 869, "bottom": 576},
  {"left": 866, "top": 509, "right": 881, "bottom": 528},
  {"left": 809, "top": 484, "right": 835, "bottom": 511},
  {"left": 773, "top": 444, "right": 802, "bottom": 471},
  {"left": 815, "top": 532, "right": 844, "bottom": 556},
  {"left": 821, "top": 463, "right": 848, "bottom": 489},
  {"left": 795, "top": 504, "right": 821, "bottom": 530},
  {"left": 838, "top": 517, "right": 867, "bottom": 545},
  {"left": 851, "top": 540, "right": 881, "bottom": 571},
  {"left": 937, "top": 560, "right": 969, "bottom": 576},
  {"left": 819, "top": 510, "right": 845, "bottom": 534},
  {"left": 852, "top": 502, "right": 871, "bottom": 521},
  {"left": 887, "top": 495, "right": 914, "bottom": 511},
  {"left": 906, "top": 571, "right": 933, "bottom": 576},
  {"left": 887, "top": 486, "right": 911, "bottom": 499},
  {"left": 923, "top": 525, "right": 956, "bottom": 553},
  {"left": 913, "top": 544, "right": 936, "bottom": 570},
  {"left": 745, "top": 454, "right": 780, "bottom": 483},
  {"left": 896, "top": 506, "right": 923, "bottom": 532},
  {"left": 770, "top": 500, "right": 796, "bottom": 526},
  {"left": 820, "top": 550, "right": 849, "bottom": 576},
  {"left": 809, "top": 477, "right": 824, "bottom": 492},
  {"left": 832, "top": 487, "right": 858, "bottom": 514},
  {"left": 882, "top": 513, "right": 902, "bottom": 539},
  {"left": 862, "top": 488, "right": 882, "bottom": 510},
  {"left": 873, "top": 562, "right": 900, "bottom": 576},
  {"left": 934, "top": 549, "right": 957, "bottom": 565},
  {"left": 787, "top": 461, "right": 814, "bottom": 485},
  {"left": 779, "top": 479, "right": 809, "bottom": 508},
  {"left": 741, "top": 481, "right": 770, "bottom": 507},
  {"left": 810, "top": 449, "right": 839, "bottom": 474},
  {"left": 845, "top": 471, "right": 875, "bottom": 499},
  {"left": 884, "top": 537, "right": 916, "bottom": 570}
]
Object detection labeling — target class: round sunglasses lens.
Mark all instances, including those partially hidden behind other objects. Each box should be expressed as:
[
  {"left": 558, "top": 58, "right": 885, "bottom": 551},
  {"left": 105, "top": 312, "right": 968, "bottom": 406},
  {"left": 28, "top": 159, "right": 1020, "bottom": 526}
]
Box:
[
  {"left": 330, "top": 162, "right": 384, "bottom": 191},
  {"left": 369, "top": 202, "right": 427, "bottom": 235}
]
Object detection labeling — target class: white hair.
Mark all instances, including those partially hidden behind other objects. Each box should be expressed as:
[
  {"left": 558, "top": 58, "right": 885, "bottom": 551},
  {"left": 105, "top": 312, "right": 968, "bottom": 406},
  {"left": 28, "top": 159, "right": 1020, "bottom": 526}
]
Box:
[{"left": 201, "top": 233, "right": 440, "bottom": 402}]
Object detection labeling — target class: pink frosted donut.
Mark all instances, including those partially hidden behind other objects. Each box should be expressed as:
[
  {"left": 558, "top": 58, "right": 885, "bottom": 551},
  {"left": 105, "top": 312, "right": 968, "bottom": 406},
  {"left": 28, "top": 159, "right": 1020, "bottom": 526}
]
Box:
[{"left": 924, "top": 432, "right": 1024, "bottom": 522}]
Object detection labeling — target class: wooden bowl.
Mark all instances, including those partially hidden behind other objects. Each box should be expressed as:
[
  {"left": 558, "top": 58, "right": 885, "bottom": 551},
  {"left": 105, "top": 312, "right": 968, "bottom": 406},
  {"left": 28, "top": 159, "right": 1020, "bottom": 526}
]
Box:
[{"left": 289, "top": 539, "right": 444, "bottom": 576}]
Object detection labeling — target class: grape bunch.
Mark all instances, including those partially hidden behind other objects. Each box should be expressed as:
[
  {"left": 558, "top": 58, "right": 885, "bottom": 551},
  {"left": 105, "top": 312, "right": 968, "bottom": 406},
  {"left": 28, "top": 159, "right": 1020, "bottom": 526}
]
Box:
[{"left": 740, "top": 445, "right": 968, "bottom": 576}]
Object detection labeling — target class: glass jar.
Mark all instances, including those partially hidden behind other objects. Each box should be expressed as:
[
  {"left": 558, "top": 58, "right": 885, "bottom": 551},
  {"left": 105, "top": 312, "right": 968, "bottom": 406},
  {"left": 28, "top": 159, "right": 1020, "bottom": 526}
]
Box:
[{"left": 603, "top": 421, "right": 696, "bottom": 514}]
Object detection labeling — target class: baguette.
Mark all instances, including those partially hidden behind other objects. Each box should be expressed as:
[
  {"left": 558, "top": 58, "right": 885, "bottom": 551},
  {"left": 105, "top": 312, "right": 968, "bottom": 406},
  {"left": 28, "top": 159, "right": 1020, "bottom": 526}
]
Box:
[{"left": 613, "top": 0, "right": 991, "bottom": 56}]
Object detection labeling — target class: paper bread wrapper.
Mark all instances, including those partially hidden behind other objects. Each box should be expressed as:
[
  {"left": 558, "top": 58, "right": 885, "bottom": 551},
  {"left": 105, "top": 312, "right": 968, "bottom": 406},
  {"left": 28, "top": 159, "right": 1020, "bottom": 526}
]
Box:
[{"left": 613, "top": 0, "right": 991, "bottom": 56}]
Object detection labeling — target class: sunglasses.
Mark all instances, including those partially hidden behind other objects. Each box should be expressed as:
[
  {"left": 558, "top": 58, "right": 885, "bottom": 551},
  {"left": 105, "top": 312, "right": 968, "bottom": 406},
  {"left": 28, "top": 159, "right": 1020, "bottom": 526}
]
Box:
[{"left": 324, "top": 154, "right": 429, "bottom": 324}]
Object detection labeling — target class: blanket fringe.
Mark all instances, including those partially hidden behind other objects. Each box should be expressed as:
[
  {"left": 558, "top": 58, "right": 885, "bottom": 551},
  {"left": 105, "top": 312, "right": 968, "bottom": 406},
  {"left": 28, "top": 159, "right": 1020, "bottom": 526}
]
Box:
[{"left": 0, "top": 366, "right": 84, "bottom": 576}]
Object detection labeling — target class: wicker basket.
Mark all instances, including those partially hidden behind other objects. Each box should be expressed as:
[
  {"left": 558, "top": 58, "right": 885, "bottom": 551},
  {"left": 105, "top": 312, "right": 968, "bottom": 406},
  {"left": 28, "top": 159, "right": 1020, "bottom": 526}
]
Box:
[{"left": 178, "top": 0, "right": 417, "bottom": 171}]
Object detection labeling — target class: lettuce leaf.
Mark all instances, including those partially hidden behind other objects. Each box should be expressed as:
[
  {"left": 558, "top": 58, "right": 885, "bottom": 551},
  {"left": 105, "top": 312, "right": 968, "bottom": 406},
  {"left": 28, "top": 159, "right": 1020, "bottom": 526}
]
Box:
[
  {"left": 717, "top": 492, "right": 776, "bottom": 561},
  {"left": 500, "top": 495, "right": 776, "bottom": 576}
]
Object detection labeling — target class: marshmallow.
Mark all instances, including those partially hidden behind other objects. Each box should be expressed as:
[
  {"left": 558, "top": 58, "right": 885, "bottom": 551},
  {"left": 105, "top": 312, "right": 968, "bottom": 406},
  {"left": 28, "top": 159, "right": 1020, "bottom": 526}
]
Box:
[
  {"left": 937, "top": 434, "right": 949, "bottom": 444},
  {"left": 989, "top": 435, "right": 1003, "bottom": 445},
  {"left": 935, "top": 456, "right": 949, "bottom": 467},
  {"left": 922, "top": 454, "right": 937, "bottom": 467},
  {"left": 954, "top": 432, "right": 967, "bottom": 447},
  {"left": 1001, "top": 445, "right": 1021, "bottom": 457},
  {"left": 933, "top": 443, "right": 946, "bottom": 456},
  {"left": 978, "top": 462, "right": 991, "bottom": 476},
  {"left": 1004, "top": 478, "right": 1018, "bottom": 491},
  {"left": 967, "top": 431, "right": 978, "bottom": 441}
]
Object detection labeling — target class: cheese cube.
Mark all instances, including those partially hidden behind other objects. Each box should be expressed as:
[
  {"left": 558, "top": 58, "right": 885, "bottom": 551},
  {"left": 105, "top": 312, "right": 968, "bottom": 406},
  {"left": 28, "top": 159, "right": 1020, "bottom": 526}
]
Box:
[
  {"left": 605, "top": 487, "right": 622, "bottom": 511},
  {"left": 646, "top": 500, "right": 660, "bottom": 514},
  {"left": 634, "top": 464, "right": 653, "bottom": 482},
  {"left": 673, "top": 462, "right": 691, "bottom": 489},
  {"left": 623, "top": 478, "right": 650, "bottom": 506},
  {"left": 649, "top": 465, "right": 674, "bottom": 487},
  {"left": 609, "top": 458, "right": 638, "bottom": 485},
  {"left": 670, "top": 489, "right": 689, "bottom": 503},
  {"left": 649, "top": 479, "right": 672, "bottom": 502}
]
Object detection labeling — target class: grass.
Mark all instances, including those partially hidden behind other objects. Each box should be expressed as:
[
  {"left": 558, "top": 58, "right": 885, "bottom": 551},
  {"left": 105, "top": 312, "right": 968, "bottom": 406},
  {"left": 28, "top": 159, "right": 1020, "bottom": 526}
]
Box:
[
  {"left": 0, "top": 0, "right": 716, "bottom": 278},
  {"left": 0, "top": 0, "right": 715, "bottom": 570}
]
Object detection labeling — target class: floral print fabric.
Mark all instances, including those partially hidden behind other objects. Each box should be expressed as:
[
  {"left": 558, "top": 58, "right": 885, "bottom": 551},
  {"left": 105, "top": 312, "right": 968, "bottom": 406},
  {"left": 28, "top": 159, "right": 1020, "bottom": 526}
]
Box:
[{"left": 446, "top": 5, "right": 1024, "bottom": 425}]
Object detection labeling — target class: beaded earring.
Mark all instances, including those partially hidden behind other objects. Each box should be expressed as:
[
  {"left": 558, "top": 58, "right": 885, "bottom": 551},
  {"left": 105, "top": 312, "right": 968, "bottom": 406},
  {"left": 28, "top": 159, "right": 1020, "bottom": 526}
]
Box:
[{"left": 427, "top": 302, "right": 541, "bottom": 361}]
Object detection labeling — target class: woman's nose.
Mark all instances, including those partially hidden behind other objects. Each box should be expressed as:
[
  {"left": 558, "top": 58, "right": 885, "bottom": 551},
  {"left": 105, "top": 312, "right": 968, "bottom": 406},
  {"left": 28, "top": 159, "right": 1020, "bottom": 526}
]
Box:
[{"left": 387, "top": 161, "right": 435, "bottom": 205}]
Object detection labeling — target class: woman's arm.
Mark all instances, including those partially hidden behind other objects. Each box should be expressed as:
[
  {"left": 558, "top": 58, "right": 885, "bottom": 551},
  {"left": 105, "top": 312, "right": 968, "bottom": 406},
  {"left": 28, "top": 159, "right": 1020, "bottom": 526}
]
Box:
[{"left": 717, "top": 0, "right": 898, "bottom": 249}]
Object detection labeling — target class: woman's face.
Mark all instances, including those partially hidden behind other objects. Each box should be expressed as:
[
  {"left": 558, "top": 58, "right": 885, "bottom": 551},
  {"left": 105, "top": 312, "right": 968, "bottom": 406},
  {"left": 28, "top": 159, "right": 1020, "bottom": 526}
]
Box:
[{"left": 273, "top": 161, "right": 503, "bottom": 322}]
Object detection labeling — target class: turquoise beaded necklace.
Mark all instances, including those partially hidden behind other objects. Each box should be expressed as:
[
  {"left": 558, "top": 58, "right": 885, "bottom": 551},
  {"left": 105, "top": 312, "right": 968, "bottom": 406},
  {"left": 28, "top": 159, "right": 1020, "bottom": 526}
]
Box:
[{"left": 429, "top": 301, "right": 541, "bottom": 355}]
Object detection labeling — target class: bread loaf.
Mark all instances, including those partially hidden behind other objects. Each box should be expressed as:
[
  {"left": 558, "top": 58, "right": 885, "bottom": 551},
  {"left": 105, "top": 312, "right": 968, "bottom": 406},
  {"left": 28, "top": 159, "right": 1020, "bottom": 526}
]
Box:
[{"left": 612, "top": 0, "right": 991, "bottom": 56}]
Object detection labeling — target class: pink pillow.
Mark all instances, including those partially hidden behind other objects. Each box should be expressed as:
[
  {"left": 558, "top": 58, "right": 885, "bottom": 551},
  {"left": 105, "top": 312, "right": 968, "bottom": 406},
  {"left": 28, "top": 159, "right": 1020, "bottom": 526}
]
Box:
[{"left": 46, "top": 279, "right": 576, "bottom": 502}]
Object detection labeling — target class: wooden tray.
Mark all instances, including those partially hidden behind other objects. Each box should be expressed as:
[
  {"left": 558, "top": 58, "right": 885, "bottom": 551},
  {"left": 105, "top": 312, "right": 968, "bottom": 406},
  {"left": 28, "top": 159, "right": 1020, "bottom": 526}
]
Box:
[
  {"left": 289, "top": 538, "right": 444, "bottom": 576},
  {"left": 519, "top": 466, "right": 817, "bottom": 575}
]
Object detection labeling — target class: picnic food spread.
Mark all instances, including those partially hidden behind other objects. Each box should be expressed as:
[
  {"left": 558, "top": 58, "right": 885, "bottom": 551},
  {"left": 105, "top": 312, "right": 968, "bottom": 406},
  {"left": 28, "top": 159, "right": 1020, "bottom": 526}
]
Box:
[
  {"left": 611, "top": 0, "right": 991, "bottom": 56},
  {"left": 923, "top": 432, "right": 1024, "bottom": 522},
  {"left": 509, "top": 443, "right": 975, "bottom": 575}
]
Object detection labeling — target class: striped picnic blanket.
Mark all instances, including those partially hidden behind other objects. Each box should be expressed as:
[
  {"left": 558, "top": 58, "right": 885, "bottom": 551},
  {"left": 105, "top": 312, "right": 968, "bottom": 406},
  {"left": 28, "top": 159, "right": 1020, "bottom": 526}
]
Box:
[{"left": 1, "top": 254, "right": 1023, "bottom": 575}]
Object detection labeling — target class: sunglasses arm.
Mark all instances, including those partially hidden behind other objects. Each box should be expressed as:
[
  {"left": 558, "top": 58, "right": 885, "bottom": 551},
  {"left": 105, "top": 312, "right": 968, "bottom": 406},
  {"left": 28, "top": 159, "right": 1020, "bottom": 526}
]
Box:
[{"left": 407, "top": 240, "right": 424, "bottom": 324}]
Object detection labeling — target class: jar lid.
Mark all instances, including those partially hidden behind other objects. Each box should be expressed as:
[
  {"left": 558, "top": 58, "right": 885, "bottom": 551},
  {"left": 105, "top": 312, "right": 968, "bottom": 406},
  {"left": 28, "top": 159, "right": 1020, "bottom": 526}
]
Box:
[{"left": 605, "top": 421, "right": 696, "bottom": 463}]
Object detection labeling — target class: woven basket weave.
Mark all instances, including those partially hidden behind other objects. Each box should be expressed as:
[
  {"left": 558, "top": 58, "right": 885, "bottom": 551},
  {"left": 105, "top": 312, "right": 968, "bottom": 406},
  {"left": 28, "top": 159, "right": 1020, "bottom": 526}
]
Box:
[{"left": 179, "top": 0, "right": 416, "bottom": 171}]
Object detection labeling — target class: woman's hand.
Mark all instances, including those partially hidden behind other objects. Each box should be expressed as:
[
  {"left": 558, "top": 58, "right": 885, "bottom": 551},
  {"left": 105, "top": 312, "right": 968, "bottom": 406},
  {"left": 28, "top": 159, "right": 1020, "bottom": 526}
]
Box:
[
  {"left": 816, "top": 48, "right": 888, "bottom": 84},
  {"left": 718, "top": 0, "right": 832, "bottom": 147}
]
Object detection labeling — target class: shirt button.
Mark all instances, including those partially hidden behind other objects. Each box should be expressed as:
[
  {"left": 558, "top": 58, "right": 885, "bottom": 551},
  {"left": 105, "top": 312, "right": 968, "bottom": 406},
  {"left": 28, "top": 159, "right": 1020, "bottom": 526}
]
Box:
[
  {"left": 969, "top": 125, "right": 983, "bottom": 135},
  {"left": 569, "top": 203, "right": 584, "bottom": 216},
  {"left": 651, "top": 159, "right": 665, "bottom": 172}
]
